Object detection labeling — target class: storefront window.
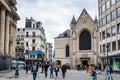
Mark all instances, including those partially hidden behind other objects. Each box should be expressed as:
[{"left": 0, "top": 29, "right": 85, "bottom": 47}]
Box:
[{"left": 114, "top": 58, "right": 120, "bottom": 70}]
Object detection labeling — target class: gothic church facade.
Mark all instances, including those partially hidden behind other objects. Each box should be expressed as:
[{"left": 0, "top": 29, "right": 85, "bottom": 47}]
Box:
[{"left": 54, "top": 9, "right": 98, "bottom": 68}]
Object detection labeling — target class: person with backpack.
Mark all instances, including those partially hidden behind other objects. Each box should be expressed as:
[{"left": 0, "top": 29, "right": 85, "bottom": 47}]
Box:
[
  {"left": 31, "top": 63, "right": 38, "bottom": 80},
  {"left": 105, "top": 64, "right": 112, "bottom": 80}
]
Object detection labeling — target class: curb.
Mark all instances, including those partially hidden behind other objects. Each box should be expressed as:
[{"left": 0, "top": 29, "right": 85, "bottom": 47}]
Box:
[{"left": 0, "top": 70, "right": 12, "bottom": 73}]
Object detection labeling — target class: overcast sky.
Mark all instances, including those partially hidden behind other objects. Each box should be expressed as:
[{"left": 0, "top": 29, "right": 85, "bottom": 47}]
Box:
[{"left": 16, "top": 0, "right": 98, "bottom": 45}]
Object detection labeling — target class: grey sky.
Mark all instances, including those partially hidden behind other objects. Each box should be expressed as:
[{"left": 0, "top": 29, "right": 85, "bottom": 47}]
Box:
[{"left": 17, "top": 0, "right": 98, "bottom": 44}]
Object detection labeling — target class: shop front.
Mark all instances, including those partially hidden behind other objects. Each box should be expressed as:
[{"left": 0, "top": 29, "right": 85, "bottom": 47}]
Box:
[{"left": 99, "top": 53, "right": 120, "bottom": 72}]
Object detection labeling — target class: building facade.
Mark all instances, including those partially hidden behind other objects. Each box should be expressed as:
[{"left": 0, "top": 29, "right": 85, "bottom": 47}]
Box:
[
  {"left": 98, "top": 0, "right": 120, "bottom": 71},
  {"left": 24, "top": 17, "right": 46, "bottom": 65},
  {"left": 54, "top": 9, "right": 98, "bottom": 68},
  {"left": 0, "top": 0, "right": 20, "bottom": 70},
  {"left": 16, "top": 28, "right": 25, "bottom": 61},
  {"left": 47, "top": 42, "right": 53, "bottom": 64}
]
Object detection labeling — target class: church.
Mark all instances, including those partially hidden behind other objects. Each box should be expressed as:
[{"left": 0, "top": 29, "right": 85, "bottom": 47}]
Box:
[{"left": 54, "top": 9, "right": 98, "bottom": 68}]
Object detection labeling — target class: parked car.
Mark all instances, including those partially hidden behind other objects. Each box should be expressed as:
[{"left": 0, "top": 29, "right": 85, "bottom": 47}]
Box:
[{"left": 11, "top": 60, "right": 26, "bottom": 69}]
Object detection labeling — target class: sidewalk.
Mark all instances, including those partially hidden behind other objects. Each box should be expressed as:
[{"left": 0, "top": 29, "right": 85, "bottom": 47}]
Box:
[
  {"left": 0, "top": 70, "right": 12, "bottom": 73},
  {"left": 97, "top": 70, "right": 120, "bottom": 77}
]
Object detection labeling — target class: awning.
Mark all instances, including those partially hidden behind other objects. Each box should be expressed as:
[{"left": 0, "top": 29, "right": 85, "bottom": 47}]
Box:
[
  {"left": 26, "top": 50, "right": 44, "bottom": 55},
  {"left": 99, "top": 53, "right": 120, "bottom": 58}
]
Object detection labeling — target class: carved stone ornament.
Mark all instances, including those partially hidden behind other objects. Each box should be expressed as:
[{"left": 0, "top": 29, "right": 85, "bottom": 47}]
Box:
[
  {"left": 72, "top": 31, "right": 77, "bottom": 40},
  {"left": 81, "top": 53, "right": 88, "bottom": 57}
]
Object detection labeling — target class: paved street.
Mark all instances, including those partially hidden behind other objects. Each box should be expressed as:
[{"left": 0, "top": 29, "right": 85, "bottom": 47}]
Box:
[{"left": 0, "top": 69, "right": 120, "bottom": 80}]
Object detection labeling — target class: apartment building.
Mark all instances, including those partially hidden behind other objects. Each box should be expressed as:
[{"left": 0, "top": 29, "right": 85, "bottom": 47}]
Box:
[
  {"left": 24, "top": 17, "right": 46, "bottom": 65},
  {"left": 16, "top": 28, "right": 25, "bottom": 61}
]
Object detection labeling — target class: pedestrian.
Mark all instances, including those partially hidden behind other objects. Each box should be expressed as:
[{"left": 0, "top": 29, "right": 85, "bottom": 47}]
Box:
[
  {"left": 25, "top": 65, "right": 29, "bottom": 74},
  {"left": 90, "top": 67, "right": 97, "bottom": 80},
  {"left": 31, "top": 63, "right": 38, "bottom": 80},
  {"left": 105, "top": 64, "right": 112, "bottom": 80},
  {"left": 54, "top": 65, "right": 59, "bottom": 78},
  {"left": 86, "top": 65, "right": 89, "bottom": 73},
  {"left": 49, "top": 64, "right": 54, "bottom": 78},
  {"left": 61, "top": 64, "right": 67, "bottom": 78},
  {"left": 30, "top": 64, "right": 32, "bottom": 73},
  {"left": 44, "top": 62, "right": 49, "bottom": 77},
  {"left": 41, "top": 62, "right": 44, "bottom": 73}
]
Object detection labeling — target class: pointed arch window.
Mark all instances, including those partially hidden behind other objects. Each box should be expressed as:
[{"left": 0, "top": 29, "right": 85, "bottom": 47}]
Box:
[
  {"left": 66, "top": 45, "right": 69, "bottom": 57},
  {"left": 79, "top": 30, "right": 91, "bottom": 50}
]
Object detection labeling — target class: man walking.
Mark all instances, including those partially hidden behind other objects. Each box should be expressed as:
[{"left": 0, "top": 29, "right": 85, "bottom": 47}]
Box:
[
  {"left": 105, "top": 64, "right": 112, "bottom": 80},
  {"left": 61, "top": 64, "right": 67, "bottom": 78},
  {"left": 32, "top": 63, "right": 38, "bottom": 80},
  {"left": 44, "top": 62, "right": 49, "bottom": 77}
]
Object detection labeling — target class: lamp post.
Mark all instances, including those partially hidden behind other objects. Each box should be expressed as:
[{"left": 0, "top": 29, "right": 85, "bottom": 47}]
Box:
[
  {"left": 106, "top": 45, "right": 109, "bottom": 64},
  {"left": 15, "top": 39, "right": 20, "bottom": 77}
]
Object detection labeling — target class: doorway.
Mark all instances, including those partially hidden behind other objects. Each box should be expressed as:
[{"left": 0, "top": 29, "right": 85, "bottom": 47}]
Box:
[{"left": 82, "top": 60, "right": 88, "bottom": 66}]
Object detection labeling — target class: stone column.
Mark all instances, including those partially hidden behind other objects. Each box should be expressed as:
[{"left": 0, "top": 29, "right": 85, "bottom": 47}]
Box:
[
  {"left": 72, "top": 54, "right": 76, "bottom": 69},
  {"left": 5, "top": 13, "right": 10, "bottom": 55},
  {"left": 0, "top": 7, "right": 6, "bottom": 54}
]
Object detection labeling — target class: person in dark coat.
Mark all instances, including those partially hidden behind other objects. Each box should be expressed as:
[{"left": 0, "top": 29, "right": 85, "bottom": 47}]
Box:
[
  {"left": 61, "top": 64, "right": 67, "bottom": 78},
  {"left": 25, "top": 65, "right": 29, "bottom": 74},
  {"left": 44, "top": 62, "right": 49, "bottom": 77}
]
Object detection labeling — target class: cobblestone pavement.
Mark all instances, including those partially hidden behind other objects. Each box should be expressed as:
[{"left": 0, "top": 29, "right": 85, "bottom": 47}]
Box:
[{"left": 0, "top": 69, "right": 120, "bottom": 80}]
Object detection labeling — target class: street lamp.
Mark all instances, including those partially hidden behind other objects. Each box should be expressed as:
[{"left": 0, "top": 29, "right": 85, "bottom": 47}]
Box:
[
  {"left": 106, "top": 45, "right": 109, "bottom": 64},
  {"left": 15, "top": 39, "right": 20, "bottom": 78}
]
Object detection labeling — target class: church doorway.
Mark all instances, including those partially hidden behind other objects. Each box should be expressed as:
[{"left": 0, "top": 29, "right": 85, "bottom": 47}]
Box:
[
  {"left": 80, "top": 58, "right": 90, "bottom": 67},
  {"left": 82, "top": 60, "right": 88, "bottom": 66}
]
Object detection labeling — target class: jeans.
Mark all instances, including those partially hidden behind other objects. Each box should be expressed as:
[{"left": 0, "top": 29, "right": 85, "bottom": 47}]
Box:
[
  {"left": 44, "top": 71, "right": 48, "bottom": 77},
  {"left": 33, "top": 73, "right": 37, "bottom": 80},
  {"left": 105, "top": 72, "right": 112, "bottom": 80}
]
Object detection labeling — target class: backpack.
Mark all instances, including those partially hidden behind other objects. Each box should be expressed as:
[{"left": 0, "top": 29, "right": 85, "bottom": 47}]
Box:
[
  {"left": 105, "top": 65, "right": 110, "bottom": 72},
  {"left": 110, "top": 66, "right": 113, "bottom": 73},
  {"left": 32, "top": 66, "right": 37, "bottom": 73}
]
